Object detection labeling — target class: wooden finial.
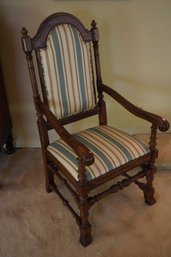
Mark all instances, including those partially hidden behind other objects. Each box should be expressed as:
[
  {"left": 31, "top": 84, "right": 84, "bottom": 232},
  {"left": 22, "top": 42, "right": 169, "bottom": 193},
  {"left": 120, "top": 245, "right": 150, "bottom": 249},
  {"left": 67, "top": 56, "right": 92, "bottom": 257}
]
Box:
[
  {"left": 91, "top": 20, "right": 97, "bottom": 28},
  {"left": 91, "top": 20, "right": 99, "bottom": 41},
  {"left": 21, "top": 27, "right": 28, "bottom": 37},
  {"left": 21, "top": 27, "right": 32, "bottom": 53}
]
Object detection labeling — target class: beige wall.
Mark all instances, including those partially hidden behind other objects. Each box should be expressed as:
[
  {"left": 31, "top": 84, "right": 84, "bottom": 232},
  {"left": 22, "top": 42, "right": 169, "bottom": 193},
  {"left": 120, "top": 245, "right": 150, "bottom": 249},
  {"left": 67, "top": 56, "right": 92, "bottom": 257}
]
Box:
[{"left": 0, "top": 0, "right": 170, "bottom": 147}]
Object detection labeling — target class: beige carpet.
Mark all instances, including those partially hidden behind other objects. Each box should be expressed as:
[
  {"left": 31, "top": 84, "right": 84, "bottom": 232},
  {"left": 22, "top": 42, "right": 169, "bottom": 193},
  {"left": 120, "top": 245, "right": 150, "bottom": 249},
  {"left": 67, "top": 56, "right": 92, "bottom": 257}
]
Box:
[{"left": 0, "top": 133, "right": 171, "bottom": 257}]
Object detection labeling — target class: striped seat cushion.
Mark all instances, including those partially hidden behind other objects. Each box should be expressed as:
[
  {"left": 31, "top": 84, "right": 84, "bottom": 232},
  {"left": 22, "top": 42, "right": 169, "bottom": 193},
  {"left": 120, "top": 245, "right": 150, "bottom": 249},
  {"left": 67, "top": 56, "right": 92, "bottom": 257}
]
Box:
[
  {"left": 40, "top": 24, "right": 96, "bottom": 119},
  {"left": 47, "top": 125, "right": 150, "bottom": 181}
]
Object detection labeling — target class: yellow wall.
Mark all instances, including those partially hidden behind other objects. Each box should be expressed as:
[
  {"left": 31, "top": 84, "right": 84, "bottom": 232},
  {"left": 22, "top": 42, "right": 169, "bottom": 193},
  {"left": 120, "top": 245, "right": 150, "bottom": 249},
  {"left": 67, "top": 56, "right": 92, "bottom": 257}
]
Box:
[{"left": 0, "top": 0, "right": 170, "bottom": 147}]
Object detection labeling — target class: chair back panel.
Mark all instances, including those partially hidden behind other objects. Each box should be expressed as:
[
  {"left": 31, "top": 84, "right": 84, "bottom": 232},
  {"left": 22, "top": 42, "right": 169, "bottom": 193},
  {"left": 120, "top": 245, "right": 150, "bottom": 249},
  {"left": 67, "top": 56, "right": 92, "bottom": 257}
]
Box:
[{"left": 39, "top": 24, "right": 96, "bottom": 119}]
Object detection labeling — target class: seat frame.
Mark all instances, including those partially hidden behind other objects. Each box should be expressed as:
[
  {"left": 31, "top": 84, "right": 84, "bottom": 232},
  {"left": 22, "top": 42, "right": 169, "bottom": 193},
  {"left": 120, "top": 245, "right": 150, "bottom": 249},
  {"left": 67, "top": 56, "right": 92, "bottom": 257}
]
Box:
[{"left": 21, "top": 12, "right": 170, "bottom": 246}]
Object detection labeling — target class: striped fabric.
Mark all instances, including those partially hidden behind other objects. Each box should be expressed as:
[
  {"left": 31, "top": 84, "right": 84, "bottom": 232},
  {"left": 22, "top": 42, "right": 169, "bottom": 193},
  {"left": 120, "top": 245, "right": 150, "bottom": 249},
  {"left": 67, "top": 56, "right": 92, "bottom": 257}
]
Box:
[
  {"left": 47, "top": 125, "right": 150, "bottom": 181},
  {"left": 40, "top": 24, "right": 96, "bottom": 119}
]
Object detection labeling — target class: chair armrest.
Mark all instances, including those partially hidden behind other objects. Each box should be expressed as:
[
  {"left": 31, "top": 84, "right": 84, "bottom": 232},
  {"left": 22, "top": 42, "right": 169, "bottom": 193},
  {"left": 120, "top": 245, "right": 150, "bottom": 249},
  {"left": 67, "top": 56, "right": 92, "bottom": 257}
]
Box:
[
  {"left": 36, "top": 100, "right": 94, "bottom": 166},
  {"left": 102, "top": 84, "right": 170, "bottom": 132}
]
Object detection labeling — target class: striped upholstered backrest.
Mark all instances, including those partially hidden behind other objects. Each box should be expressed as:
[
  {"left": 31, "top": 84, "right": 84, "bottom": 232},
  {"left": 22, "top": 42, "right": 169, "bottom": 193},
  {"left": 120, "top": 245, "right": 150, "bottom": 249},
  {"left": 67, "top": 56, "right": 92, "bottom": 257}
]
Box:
[{"left": 39, "top": 24, "right": 96, "bottom": 119}]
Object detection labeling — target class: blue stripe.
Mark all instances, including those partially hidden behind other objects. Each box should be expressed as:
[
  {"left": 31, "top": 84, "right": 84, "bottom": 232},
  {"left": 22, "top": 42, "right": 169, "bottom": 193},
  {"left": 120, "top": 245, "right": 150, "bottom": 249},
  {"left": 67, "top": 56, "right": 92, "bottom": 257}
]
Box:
[
  {"left": 113, "top": 128, "right": 149, "bottom": 153},
  {"left": 90, "top": 127, "right": 133, "bottom": 161},
  {"left": 51, "top": 142, "right": 77, "bottom": 165},
  {"left": 51, "top": 29, "right": 69, "bottom": 117},
  {"left": 50, "top": 142, "right": 93, "bottom": 181},
  {"left": 70, "top": 26, "right": 87, "bottom": 110},
  {"left": 74, "top": 134, "right": 114, "bottom": 171}
]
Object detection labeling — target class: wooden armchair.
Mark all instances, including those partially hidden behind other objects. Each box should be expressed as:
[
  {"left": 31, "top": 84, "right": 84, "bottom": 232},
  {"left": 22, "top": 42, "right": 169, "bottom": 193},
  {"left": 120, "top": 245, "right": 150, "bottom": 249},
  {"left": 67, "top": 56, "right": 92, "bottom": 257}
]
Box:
[{"left": 21, "top": 12, "right": 170, "bottom": 246}]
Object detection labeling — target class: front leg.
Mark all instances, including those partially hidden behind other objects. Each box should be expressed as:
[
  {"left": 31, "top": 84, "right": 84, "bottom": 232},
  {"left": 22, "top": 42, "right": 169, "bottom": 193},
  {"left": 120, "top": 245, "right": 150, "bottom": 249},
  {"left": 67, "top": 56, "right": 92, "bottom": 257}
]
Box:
[
  {"left": 79, "top": 195, "right": 92, "bottom": 247},
  {"left": 144, "top": 164, "right": 156, "bottom": 205},
  {"left": 144, "top": 125, "right": 158, "bottom": 205},
  {"left": 77, "top": 158, "right": 92, "bottom": 246}
]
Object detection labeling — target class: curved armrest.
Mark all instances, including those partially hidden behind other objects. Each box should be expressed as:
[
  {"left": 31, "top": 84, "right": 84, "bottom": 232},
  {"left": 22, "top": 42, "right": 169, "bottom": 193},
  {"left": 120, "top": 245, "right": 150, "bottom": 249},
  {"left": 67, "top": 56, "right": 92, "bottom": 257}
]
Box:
[
  {"left": 37, "top": 100, "right": 94, "bottom": 166},
  {"left": 102, "top": 84, "right": 170, "bottom": 132}
]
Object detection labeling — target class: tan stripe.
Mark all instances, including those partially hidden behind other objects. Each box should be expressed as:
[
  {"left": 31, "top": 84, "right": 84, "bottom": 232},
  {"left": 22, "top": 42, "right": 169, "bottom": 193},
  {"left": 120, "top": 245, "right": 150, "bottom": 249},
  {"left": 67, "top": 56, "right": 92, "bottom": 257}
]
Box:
[
  {"left": 111, "top": 127, "right": 147, "bottom": 154},
  {"left": 102, "top": 126, "right": 138, "bottom": 159},
  {"left": 101, "top": 126, "right": 145, "bottom": 158},
  {"left": 77, "top": 132, "right": 114, "bottom": 171},
  {"left": 63, "top": 25, "right": 77, "bottom": 114},
  {"left": 57, "top": 26, "right": 72, "bottom": 115},
  {"left": 81, "top": 40, "right": 95, "bottom": 110},
  {"left": 44, "top": 49, "right": 58, "bottom": 117},
  {"left": 86, "top": 43, "right": 95, "bottom": 108},
  {"left": 69, "top": 25, "right": 83, "bottom": 113},
  {"left": 90, "top": 45, "right": 97, "bottom": 106},
  {"left": 79, "top": 39, "right": 89, "bottom": 108},
  {"left": 87, "top": 129, "right": 128, "bottom": 164},
  {"left": 86, "top": 160, "right": 100, "bottom": 179},
  {"left": 48, "top": 145, "right": 78, "bottom": 180},
  {"left": 59, "top": 135, "right": 105, "bottom": 176},
  {"left": 61, "top": 139, "right": 100, "bottom": 178},
  {"left": 87, "top": 44, "right": 95, "bottom": 108},
  {"left": 49, "top": 140, "right": 101, "bottom": 180},
  {"left": 49, "top": 34, "right": 64, "bottom": 117},
  {"left": 82, "top": 130, "right": 123, "bottom": 167},
  {"left": 108, "top": 126, "right": 147, "bottom": 156}
]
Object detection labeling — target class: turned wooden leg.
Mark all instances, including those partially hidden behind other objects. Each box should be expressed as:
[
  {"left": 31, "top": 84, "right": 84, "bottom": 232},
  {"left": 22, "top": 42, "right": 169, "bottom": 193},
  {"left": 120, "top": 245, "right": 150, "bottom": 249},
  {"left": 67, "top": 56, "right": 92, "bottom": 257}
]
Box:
[
  {"left": 45, "top": 164, "right": 54, "bottom": 193},
  {"left": 144, "top": 165, "right": 156, "bottom": 206},
  {"left": 5, "top": 131, "right": 15, "bottom": 154},
  {"left": 79, "top": 196, "right": 92, "bottom": 247},
  {"left": 143, "top": 125, "right": 157, "bottom": 206},
  {"left": 77, "top": 158, "right": 92, "bottom": 246},
  {"left": 135, "top": 164, "right": 156, "bottom": 205}
]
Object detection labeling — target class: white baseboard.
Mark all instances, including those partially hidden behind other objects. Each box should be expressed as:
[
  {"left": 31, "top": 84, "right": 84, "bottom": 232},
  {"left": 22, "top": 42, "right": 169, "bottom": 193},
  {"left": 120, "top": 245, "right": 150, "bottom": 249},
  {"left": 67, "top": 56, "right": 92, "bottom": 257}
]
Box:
[{"left": 15, "top": 140, "right": 41, "bottom": 148}]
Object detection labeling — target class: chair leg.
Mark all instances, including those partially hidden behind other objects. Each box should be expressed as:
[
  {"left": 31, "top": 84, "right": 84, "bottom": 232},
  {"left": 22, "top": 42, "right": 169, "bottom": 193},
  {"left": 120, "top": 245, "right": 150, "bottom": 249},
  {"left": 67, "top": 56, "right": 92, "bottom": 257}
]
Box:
[
  {"left": 45, "top": 165, "right": 54, "bottom": 193},
  {"left": 144, "top": 164, "right": 156, "bottom": 206},
  {"left": 143, "top": 125, "right": 158, "bottom": 206},
  {"left": 79, "top": 196, "right": 92, "bottom": 247}
]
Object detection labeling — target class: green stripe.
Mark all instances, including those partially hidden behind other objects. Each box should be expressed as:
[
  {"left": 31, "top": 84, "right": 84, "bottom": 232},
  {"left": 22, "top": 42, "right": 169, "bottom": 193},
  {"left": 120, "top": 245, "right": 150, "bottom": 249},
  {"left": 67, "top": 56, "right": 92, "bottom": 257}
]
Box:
[
  {"left": 110, "top": 127, "right": 149, "bottom": 154},
  {"left": 50, "top": 142, "right": 93, "bottom": 181},
  {"left": 70, "top": 26, "right": 87, "bottom": 110},
  {"left": 50, "top": 142, "right": 77, "bottom": 165},
  {"left": 51, "top": 29, "right": 69, "bottom": 117},
  {"left": 90, "top": 127, "right": 133, "bottom": 161},
  {"left": 74, "top": 134, "right": 115, "bottom": 171},
  {"left": 131, "top": 137, "right": 150, "bottom": 153}
]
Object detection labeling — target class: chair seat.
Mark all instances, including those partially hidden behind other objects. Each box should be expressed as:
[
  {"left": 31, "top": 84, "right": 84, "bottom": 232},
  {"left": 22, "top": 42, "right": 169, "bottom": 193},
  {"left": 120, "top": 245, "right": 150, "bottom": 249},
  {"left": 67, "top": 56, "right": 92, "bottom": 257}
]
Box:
[{"left": 47, "top": 125, "right": 150, "bottom": 181}]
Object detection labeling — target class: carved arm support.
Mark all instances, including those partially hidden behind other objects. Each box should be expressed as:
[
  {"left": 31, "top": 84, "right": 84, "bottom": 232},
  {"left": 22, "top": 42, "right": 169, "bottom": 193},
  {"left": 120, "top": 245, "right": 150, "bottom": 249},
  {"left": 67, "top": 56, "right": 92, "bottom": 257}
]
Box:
[
  {"left": 102, "top": 84, "right": 170, "bottom": 132},
  {"left": 36, "top": 99, "right": 94, "bottom": 166}
]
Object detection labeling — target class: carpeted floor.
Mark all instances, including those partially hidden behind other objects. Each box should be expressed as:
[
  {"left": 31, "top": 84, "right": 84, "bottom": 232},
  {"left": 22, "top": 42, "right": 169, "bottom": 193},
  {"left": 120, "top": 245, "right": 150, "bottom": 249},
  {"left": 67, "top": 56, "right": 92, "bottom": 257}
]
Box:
[{"left": 0, "top": 133, "right": 171, "bottom": 257}]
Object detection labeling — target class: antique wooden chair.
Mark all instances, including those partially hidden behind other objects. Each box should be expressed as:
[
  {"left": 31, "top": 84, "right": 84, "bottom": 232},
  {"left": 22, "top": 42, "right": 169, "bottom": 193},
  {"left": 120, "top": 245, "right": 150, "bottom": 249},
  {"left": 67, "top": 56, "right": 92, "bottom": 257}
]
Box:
[{"left": 21, "top": 12, "right": 170, "bottom": 246}]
